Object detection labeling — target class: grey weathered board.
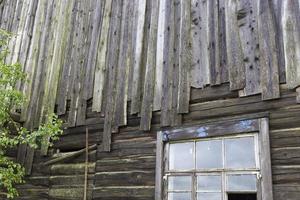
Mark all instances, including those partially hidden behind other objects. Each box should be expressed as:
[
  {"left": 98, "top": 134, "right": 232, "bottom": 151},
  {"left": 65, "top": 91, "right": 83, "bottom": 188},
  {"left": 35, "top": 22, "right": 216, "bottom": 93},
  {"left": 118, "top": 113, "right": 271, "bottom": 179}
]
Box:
[{"left": 1, "top": 0, "right": 300, "bottom": 175}]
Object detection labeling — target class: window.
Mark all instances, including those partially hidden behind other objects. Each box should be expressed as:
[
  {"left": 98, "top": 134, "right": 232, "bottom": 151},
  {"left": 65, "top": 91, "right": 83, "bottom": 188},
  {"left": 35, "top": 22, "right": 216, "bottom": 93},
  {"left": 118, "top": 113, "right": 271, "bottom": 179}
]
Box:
[{"left": 155, "top": 118, "right": 273, "bottom": 200}]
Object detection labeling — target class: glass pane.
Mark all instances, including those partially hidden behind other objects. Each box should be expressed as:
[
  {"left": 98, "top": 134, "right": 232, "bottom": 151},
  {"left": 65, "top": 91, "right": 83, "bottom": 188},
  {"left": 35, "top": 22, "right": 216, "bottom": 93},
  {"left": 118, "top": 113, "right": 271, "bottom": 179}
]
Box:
[
  {"left": 168, "top": 176, "right": 192, "bottom": 191},
  {"left": 168, "top": 192, "right": 192, "bottom": 200},
  {"left": 169, "top": 142, "right": 194, "bottom": 170},
  {"left": 197, "top": 192, "right": 222, "bottom": 200},
  {"left": 225, "top": 137, "right": 256, "bottom": 168},
  {"left": 227, "top": 174, "right": 257, "bottom": 191},
  {"left": 197, "top": 175, "right": 222, "bottom": 191},
  {"left": 196, "top": 140, "right": 223, "bottom": 169}
]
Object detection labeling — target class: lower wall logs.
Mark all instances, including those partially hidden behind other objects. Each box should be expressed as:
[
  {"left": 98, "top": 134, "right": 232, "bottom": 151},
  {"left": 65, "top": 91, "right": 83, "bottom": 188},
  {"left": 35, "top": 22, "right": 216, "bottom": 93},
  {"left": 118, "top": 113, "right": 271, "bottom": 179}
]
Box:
[{"left": 9, "top": 88, "right": 300, "bottom": 200}]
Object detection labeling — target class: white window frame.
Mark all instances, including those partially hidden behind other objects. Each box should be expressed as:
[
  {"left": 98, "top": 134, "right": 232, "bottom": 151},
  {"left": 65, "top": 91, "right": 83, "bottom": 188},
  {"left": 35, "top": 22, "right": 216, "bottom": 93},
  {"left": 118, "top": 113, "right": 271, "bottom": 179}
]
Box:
[{"left": 155, "top": 118, "right": 273, "bottom": 200}]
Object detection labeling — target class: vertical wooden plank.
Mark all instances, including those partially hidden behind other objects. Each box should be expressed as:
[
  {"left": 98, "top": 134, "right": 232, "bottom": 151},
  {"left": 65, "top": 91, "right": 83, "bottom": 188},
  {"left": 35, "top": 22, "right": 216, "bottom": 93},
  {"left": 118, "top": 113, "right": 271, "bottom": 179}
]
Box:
[
  {"left": 282, "top": 0, "right": 300, "bottom": 89},
  {"left": 20, "top": 0, "right": 46, "bottom": 122},
  {"left": 190, "top": 0, "right": 209, "bottom": 88},
  {"left": 41, "top": 0, "right": 75, "bottom": 154},
  {"left": 258, "top": 0, "right": 280, "bottom": 100},
  {"left": 218, "top": 0, "right": 229, "bottom": 83},
  {"left": 6, "top": 0, "right": 24, "bottom": 64},
  {"left": 83, "top": 0, "right": 104, "bottom": 101},
  {"left": 16, "top": 5, "right": 34, "bottom": 161},
  {"left": 18, "top": 0, "right": 39, "bottom": 79},
  {"left": 67, "top": 0, "right": 90, "bottom": 127},
  {"left": 92, "top": 0, "right": 113, "bottom": 113},
  {"left": 76, "top": 0, "right": 97, "bottom": 126},
  {"left": 155, "top": 131, "right": 164, "bottom": 200},
  {"left": 177, "top": 0, "right": 191, "bottom": 114},
  {"left": 259, "top": 118, "right": 274, "bottom": 200},
  {"left": 153, "top": 0, "right": 166, "bottom": 111},
  {"left": 114, "top": 0, "right": 133, "bottom": 127},
  {"left": 161, "top": 0, "right": 174, "bottom": 127},
  {"left": 208, "top": 0, "right": 221, "bottom": 85},
  {"left": 272, "top": 0, "right": 286, "bottom": 83},
  {"left": 140, "top": 0, "right": 160, "bottom": 131},
  {"left": 237, "top": 0, "right": 261, "bottom": 96},
  {"left": 27, "top": 0, "right": 55, "bottom": 128},
  {"left": 56, "top": 0, "right": 78, "bottom": 115},
  {"left": 225, "top": 0, "right": 245, "bottom": 91},
  {"left": 102, "top": 0, "right": 122, "bottom": 152},
  {"left": 0, "top": 0, "right": 15, "bottom": 31},
  {"left": 171, "top": 0, "right": 183, "bottom": 126},
  {"left": 130, "top": 0, "right": 147, "bottom": 114},
  {"left": 10, "top": 0, "right": 30, "bottom": 66},
  {"left": 127, "top": 0, "right": 139, "bottom": 102},
  {"left": 23, "top": 0, "right": 50, "bottom": 173}
]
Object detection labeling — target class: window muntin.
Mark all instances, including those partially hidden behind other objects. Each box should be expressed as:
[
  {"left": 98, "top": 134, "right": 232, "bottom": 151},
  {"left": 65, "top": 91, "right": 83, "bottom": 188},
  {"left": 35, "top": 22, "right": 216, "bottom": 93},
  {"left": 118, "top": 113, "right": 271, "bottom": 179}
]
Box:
[{"left": 165, "top": 134, "right": 260, "bottom": 200}]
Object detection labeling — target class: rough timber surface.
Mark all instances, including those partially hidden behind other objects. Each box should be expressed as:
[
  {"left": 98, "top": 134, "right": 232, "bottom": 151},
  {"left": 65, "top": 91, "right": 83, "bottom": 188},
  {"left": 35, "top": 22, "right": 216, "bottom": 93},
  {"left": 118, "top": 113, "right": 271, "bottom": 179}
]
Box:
[
  {"left": 3, "top": 0, "right": 299, "bottom": 136},
  {"left": 1, "top": 0, "right": 300, "bottom": 199}
]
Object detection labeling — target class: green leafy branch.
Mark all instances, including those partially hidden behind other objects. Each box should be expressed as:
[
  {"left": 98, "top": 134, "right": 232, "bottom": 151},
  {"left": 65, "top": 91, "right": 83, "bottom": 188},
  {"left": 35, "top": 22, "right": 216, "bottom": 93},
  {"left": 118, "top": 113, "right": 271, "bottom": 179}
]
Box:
[{"left": 0, "top": 29, "right": 63, "bottom": 199}]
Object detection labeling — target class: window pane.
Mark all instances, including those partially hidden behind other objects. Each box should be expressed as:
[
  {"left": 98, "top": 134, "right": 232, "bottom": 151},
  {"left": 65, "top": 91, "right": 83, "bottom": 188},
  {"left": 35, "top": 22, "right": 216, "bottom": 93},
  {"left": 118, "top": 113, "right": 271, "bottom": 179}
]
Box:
[
  {"left": 197, "top": 175, "right": 222, "bottom": 191},
  {"left": 196, "top": 140, "right": 223, "bottom": 169},
  {"left": 225, "top": 137, "right": 256, "bottom": 168},
  {"left": 168, "top": 193, "right": 192, "bottom": 200},
  {"left": 168, "top": 176, "right": 192, "bottom": 191},
  {"left": 169, "top": 142, "right": 194, "bottom": 170},
  {"left": 197, "top": 192, "right": 222, "bottom": 200},
  {"left": 227, "top": 174, "right": 257, "bottom": 191}
]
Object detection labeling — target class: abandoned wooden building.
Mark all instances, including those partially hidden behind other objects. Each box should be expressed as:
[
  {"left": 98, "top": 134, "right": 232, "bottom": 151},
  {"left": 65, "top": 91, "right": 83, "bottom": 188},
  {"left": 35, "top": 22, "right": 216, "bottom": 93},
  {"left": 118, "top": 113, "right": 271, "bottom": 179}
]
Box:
[{"left": 1, "top": 0, "right": 300, "bottom": 199}]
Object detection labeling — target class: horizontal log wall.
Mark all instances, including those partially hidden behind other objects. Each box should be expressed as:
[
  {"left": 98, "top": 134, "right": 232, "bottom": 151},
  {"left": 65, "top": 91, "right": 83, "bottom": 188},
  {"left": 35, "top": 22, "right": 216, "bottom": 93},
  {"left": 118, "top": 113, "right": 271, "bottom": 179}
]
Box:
[{"left": 6, "top": 87, "right": 299, "bottom": 200}]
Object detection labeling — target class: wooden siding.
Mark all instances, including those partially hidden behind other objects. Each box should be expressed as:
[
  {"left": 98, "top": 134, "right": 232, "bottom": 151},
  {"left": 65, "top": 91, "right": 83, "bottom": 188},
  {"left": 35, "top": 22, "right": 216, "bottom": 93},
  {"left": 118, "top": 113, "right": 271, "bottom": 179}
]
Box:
[
  {"left": 0, "top": 0, "right": 300, "bottom": 199},
  {"left": 2, "top": 0, "right": 300, "bottom": 146},
  {"left": 8, "top": 87, "right": 300, "bottom": 200}
]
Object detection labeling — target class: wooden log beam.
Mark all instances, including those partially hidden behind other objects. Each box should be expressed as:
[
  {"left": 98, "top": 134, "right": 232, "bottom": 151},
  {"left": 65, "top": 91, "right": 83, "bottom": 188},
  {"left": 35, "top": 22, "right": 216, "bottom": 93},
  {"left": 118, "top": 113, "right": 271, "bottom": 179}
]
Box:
[{"left": 43, "top": 144, "right": 96, "bottom": 166}]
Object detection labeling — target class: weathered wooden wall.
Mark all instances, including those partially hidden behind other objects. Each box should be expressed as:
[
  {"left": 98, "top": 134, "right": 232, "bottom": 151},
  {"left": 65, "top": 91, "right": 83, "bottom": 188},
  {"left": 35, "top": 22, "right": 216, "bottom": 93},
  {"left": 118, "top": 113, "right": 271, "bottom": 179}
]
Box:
[
  {"left": 8, "top": 86, "right": 300, "bottom": 200},
  {"left": 1, "top": 0, "right": 300, "bottom": 199},
  {"left": 2, "top": 0, "right": 300, "bottom": 150}
]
